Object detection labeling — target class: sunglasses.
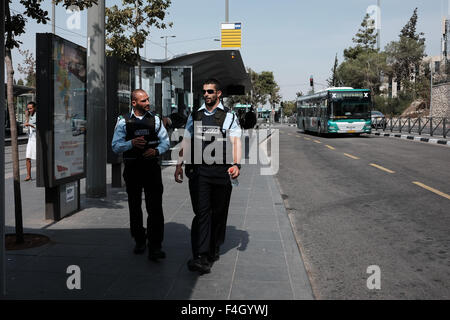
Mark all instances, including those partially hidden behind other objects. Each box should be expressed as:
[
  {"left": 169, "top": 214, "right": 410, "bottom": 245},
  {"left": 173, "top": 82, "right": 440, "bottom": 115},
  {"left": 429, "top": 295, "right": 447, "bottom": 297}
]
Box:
[{"left": 202, "top": 89, "right": 216, "bottom": 95}]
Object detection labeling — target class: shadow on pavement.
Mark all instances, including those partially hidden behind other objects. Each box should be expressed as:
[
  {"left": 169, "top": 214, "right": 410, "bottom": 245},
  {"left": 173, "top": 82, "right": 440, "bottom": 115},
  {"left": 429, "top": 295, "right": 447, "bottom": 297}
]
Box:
[{"left": 4, "top": 220, "right": 249, "bottom": 300}]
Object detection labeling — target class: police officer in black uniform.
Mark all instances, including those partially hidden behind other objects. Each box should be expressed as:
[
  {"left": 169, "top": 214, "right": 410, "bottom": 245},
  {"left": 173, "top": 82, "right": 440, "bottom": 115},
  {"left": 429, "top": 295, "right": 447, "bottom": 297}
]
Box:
[
  {"left": 112, "top": 89, "right": 170, "bottom": 260},
  {"left": 174, "top": 79, "right": 242, "bottom": 274}
]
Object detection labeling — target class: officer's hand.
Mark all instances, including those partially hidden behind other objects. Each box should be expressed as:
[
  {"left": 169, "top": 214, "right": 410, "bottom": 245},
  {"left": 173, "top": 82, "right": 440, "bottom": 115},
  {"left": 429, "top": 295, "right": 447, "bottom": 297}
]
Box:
[
  {"left": 132, "top": 136, "right": 146, "bottom": 149},
  {"left": 174, "top": 165, "right": 183, "bottom": 183},
  {"left": 228, "top": 165, "right": 240, "bottom": 179},
  {"left": 143, "top": 148, "right": 158, "bottom": 158}
]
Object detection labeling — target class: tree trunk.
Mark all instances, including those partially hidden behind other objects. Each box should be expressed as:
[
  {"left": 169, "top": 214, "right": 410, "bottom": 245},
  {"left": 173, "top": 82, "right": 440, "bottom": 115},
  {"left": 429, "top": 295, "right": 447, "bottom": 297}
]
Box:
[{"left": 5, "top": 50, "right": 24, "bottom": 244}]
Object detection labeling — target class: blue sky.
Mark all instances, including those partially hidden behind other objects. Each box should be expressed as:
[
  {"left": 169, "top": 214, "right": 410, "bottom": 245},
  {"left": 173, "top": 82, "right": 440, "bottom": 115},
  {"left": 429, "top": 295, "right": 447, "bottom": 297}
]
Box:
[{"left": 10, "top": 0, "right": 449, "bottom": 100}]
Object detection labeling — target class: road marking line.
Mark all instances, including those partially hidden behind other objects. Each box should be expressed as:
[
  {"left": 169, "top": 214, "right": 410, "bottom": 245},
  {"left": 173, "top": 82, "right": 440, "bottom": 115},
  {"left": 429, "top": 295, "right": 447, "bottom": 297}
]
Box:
[
  {"left": 412, "top": 182, "right": 450, "bottom": 200},
  {"left": 369, "top": 163, "right": 395, "bottom": 173},
  {"left": 343, "top": 153, "right": 359, "bottom": 160},
  {"left": 288, "top": 133, "right": 293, "bottom": 136},
  {"left": 296, "top": 135, "right": 302, "bottom": 138},
  {"left": 313, "top": 140, "right": 321, "bottom": 144},
  {"left": 325, "top": 145, "right": 335, "bottom": 150},
  {"left": 304, "top": 137, "right": 311, "bottom": 141}
]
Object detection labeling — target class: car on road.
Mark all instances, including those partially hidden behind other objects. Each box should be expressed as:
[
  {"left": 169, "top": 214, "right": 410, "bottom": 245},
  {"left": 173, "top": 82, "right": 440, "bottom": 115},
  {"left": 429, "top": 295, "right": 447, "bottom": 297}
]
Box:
[{"left": 371, "top": 110, "right": 386, "bottom": 129}]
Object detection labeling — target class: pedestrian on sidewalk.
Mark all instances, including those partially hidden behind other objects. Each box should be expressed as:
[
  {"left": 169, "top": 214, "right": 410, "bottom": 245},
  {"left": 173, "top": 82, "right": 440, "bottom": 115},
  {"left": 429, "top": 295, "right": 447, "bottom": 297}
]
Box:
[
  {"left": 174, "top": 78, "right": 242, "bottom": 274},
  {"left": 24, "top": 101, "right": 37, "bottom": 181},
  {"left": 243, "top": 106, "right": 257, "bottom": 130},
  {"left": 112, "top": 89, "right": 170, "bottom": 261}
]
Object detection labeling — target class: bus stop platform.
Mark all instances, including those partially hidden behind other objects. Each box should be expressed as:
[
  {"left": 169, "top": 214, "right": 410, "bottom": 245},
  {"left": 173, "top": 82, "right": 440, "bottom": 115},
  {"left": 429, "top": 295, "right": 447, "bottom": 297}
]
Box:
[{"left": 2, "top": 157, "right": 314, "bottom": 300}]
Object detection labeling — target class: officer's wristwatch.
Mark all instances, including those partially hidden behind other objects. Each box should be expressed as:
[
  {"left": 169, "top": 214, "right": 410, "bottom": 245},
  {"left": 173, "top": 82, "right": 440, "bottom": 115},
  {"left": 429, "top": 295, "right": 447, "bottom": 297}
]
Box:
[{"left": 231, "top": 163, "right": 241, "bottom": 170}]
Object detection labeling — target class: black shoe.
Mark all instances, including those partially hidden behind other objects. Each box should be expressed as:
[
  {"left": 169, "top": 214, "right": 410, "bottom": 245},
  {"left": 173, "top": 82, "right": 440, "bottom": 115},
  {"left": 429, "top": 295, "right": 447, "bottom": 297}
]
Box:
[
  {"left": 208, "top": 246, "right": 220, "bottom": 263},
  {"left": 133, "top": 241, "right": 147, "bottom": 254},
  {"left": 187, "top": 255, "right": 211, "bottom": 274},
  {"left": 148, "top": 249, "right": 166, "bottom": 261}
]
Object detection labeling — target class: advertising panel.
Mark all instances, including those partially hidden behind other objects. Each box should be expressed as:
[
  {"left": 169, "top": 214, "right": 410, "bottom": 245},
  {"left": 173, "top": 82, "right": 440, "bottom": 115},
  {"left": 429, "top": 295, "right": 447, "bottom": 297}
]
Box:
[
  {"left": 53, "top": 38, "right": 86, "bottom": 180},
  {"left": 36, "top": 33, "right": 86, "bottom": 187}
]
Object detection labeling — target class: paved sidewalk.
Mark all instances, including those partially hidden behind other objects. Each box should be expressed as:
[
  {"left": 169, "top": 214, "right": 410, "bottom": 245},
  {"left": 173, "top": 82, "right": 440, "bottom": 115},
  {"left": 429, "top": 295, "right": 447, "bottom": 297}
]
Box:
[
  {"left": 371, "top": 130, "right": 450, "bottom": 146},
  {"left": 2, "top": 156, "right": 313, "bottom": 299}
]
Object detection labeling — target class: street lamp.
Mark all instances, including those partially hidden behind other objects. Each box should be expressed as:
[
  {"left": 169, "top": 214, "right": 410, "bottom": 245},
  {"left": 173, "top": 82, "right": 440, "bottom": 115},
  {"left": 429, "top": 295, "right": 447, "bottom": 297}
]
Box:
[{"left": 160, "top": 35, "right": 176, "bottom": 59}]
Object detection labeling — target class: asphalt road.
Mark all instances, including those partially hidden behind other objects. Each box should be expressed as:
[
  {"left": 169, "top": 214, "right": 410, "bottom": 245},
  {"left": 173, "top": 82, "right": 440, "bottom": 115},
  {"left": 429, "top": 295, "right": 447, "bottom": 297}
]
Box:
[{"left": 275, "top": 125, "right": 450, "bottom": 299}]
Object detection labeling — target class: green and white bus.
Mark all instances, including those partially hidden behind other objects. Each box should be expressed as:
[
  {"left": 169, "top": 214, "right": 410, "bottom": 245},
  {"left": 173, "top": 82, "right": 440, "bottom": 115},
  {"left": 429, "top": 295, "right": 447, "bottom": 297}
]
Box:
[{"left": 296, "top": 87, "right": 372, "bottom": 135}]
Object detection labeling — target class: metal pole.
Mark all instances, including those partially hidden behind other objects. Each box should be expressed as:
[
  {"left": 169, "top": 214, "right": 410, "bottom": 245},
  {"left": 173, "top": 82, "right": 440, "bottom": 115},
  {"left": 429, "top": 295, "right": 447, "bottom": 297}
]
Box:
[
  {"left": 377, "top": 0, "right": 381, "bottom": 50},
  {"left": 225, "top": 0, "right": 229, "bottom": 22},
  {"left": 86, "top": 0, "right": 107, "bottom": 197},
  {"left": 52, "top": 0, "right": 55, "bottom": 34},
  {"left": 1, "top": 0, "right": 6, "bottom": 297},
  {"left": 165, "top": 37, "right": 168, "bottom": 59},
  {"left": 430, "top": 60, "right": 433, "bottom": 117}
]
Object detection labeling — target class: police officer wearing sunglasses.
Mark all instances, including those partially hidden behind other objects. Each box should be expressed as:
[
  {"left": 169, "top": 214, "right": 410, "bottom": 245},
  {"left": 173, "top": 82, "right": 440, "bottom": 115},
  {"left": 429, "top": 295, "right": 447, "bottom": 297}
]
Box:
[
  {"left": 174, "top": 78, "right": 242, "bottom": 274},
  {"left": 112, "top": 89, "right": 170, "bottom": 261}
]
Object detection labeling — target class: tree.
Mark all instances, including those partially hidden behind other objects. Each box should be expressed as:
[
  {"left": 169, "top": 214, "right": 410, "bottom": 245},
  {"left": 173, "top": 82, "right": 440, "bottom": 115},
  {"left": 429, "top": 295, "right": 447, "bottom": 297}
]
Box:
[
  {"left": 4, "top": 0, "right": 97, "bottom": 243},
  {"left": 225, "top": 68, "right": 275, "bottom": 110},
  {"left": 343, "top": 13, "right": 378, "bottom": 60},
  {"left": 385, "top": 8, "right": 426, "bottom": 96},
  {"left": 337, "top": 50, "right": 388, "bottom": 94},
  {"left": 295, "top": 91, "right": 303, "bottom": 98},
  {"left": 17, "top": 48, "right": 36, "bottom": 87},
  {"left": 105, "top": 0, "right": 173, "bottom": 88},
  {"left": 327, "top": 53, "right": 340, "bottom": 87},
  {"left": 281, "top": 100, "right": 296, "bottom": 117}
]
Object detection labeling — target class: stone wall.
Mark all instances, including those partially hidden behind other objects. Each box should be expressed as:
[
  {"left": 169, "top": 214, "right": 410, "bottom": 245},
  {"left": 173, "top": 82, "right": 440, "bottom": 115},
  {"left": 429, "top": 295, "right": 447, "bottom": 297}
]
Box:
[{"left": 431, "top": 83, "right": 450, "bottom": 118}]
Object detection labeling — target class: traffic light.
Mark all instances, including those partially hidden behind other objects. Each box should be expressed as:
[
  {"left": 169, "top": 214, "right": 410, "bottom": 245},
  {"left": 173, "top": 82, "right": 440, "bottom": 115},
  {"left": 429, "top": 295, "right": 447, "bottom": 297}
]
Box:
[{"left": 310, "top": 76, "right": 314, "bottom": 87}]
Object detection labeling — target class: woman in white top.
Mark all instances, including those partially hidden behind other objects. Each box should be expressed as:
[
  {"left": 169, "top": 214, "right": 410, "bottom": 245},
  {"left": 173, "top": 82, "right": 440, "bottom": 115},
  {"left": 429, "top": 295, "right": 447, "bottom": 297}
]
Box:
[{"left": 24, "top": 101, "right": 37, "bottom": 181}]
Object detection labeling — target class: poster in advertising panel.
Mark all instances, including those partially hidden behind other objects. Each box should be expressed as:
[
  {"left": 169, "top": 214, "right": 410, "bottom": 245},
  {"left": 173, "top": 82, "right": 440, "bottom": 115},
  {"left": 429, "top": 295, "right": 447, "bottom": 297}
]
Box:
[{"left": 52, "top": 38, "right": 86, "bottom": 181}]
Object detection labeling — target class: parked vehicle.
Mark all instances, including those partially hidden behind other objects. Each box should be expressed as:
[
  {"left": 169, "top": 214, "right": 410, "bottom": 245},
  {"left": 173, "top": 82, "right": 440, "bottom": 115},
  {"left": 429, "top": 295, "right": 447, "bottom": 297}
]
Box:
[{"left": 371, "top": 110, "right": 386, "bottom": 129}]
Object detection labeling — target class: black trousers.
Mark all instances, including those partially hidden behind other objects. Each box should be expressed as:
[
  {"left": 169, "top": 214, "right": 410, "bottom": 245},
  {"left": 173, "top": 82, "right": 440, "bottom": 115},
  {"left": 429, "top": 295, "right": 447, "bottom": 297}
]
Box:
[
  {"left": 189, "top": 173, "right": 232, "bottom": 257},
  {"left": 123, "top": 160, "right": 164, "bottom": 250}
]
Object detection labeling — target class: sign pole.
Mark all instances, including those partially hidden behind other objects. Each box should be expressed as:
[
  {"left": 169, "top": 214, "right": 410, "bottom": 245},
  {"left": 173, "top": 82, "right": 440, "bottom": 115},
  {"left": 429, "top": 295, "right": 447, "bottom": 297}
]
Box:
[{"left": 225, "top": 0, "right": 229, "bottom": 22}]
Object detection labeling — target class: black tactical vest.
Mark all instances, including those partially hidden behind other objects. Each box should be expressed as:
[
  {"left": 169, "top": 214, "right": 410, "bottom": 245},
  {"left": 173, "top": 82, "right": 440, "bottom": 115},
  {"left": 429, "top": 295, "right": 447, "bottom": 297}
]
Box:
[
  {"left": 190, "top": 107, "right": 235, "bottom": 179},
  {"left": 123, "top": 112, "right": 161, "bottom": 162}
]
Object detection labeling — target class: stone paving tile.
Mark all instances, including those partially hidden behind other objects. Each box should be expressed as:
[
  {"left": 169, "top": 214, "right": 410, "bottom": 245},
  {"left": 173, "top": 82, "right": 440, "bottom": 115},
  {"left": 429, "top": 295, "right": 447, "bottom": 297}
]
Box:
[
  {"left": 233, "top": 263, "right": 291, "bottom": 282},
  {"left": 230, "top": 280, "right": 294, "bottom": 300},
  {"left": 104, "top": 274, "right": 176, "bottom": 299},
  {"left": 167, "top": 277, "right": 232, "bottom": 300}
]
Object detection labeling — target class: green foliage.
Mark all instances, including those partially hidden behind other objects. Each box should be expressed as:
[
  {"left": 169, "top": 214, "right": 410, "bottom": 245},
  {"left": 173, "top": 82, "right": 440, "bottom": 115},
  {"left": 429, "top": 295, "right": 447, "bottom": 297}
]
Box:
[
  {"left": 373, "top": 94, "right": 414, "bottom": 116},
  {"left": 337, "top": 50, "right": 388, "bottom": 94},
  {"left": 384, "top": 8, "right": 426, "bottom": 98},
  {"left": 226, "top": 68, "right": 281, "bottom": 109},
  {"left": 343, "top": 13, "right": 378, "bottom": 60},
  {"left": 326, "top": 54, "right": 340, "bottom": 87},
  {"left": 281, "top": 100, "right": 296, "bottom": 117},
  {"left": 17, "top": 49, "right": 36, "bottom": 87},
  {"left": 338, "top": 13, "right": 386, "bottom": 94},
  {"left": 105, "top": 0, "right": 173, "bottom": 64}
]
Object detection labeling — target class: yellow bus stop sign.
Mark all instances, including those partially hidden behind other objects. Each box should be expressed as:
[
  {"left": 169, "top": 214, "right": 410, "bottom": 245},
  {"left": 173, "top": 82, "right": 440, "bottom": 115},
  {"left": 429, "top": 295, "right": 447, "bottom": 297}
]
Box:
[{"left": 221, "top": 23, "right": 242, "bottom": 48}]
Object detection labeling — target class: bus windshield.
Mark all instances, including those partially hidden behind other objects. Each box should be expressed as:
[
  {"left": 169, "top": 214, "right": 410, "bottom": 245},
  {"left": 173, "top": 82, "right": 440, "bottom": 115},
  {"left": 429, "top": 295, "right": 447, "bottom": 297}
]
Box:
[{"left": 332, "top": 101, "right": 370, "bottom": 119}]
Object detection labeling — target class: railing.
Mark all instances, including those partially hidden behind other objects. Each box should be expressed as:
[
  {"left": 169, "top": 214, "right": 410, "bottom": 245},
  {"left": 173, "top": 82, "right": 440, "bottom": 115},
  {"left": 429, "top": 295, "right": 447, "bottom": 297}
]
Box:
[{"left": 372, "top": 116, "right": 450, "bottom": 138}]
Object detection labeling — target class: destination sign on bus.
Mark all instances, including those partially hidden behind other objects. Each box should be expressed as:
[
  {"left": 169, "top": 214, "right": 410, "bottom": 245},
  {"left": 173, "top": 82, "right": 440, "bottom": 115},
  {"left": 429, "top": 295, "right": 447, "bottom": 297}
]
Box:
[{"left": 331, "top": 92, "right": 369, "bottom": 99}]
